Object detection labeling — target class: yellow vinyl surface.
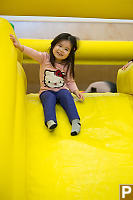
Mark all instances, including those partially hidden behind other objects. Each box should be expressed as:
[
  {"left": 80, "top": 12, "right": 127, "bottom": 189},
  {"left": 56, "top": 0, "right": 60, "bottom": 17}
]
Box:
[
  {"left": 0, "top": 17, "right": 133, "bottom": 200},
  {"left": 19, "top": 38, "right": 133, "bottom": 65},
  {"left": 0, "top": 0, "right": 133, "bottom": 20},
  {"left": 117, "top": 63, "right": 133, "bottom": 94}
]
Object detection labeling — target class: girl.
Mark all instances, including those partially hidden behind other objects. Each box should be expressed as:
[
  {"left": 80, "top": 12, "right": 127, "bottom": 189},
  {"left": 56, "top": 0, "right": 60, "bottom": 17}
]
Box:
[{"left": 10, "top": 33, "right": 84, "bottom": 136}]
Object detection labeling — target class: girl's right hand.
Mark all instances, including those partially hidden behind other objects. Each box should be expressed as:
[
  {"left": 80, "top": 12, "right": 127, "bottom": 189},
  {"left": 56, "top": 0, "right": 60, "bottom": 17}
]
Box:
[{"left": 10, "top": 34, "right": 24, "bottom": 51}]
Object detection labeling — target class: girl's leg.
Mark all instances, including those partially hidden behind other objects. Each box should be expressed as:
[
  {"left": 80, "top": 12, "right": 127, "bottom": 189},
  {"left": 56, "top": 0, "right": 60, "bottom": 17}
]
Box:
[
  {"left": 57, "top": 89, "right": 81, "bottom": 135},
  {"left": 57, "top": 89, "right": 80, "bottom": 122},
  {"left": 40, "top": 91, "right": 57, "bottom": 128}
]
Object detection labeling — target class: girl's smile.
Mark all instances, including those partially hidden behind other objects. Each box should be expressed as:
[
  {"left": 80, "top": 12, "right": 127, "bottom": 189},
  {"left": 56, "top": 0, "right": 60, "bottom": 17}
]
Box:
[{"left": 53, "top": 40, "right": 72, "bottom": 62}]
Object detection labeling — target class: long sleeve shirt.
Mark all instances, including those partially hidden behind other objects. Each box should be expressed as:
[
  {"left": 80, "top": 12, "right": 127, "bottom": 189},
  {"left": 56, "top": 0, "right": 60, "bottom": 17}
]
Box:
[{"left": 23, "top": 46, "right": 78, "bottom": 95}]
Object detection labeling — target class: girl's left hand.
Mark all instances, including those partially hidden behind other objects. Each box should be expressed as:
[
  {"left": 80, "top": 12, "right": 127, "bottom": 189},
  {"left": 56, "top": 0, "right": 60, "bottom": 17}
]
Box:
[{"left": 74, "top": 90, "right": 85, "bottom": 101}]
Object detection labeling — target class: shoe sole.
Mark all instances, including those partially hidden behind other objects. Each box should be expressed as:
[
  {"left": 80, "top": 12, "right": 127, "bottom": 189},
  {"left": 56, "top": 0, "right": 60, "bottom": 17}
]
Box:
[{"left": 49, "top": 124, "right": 57, "bottom": 130}]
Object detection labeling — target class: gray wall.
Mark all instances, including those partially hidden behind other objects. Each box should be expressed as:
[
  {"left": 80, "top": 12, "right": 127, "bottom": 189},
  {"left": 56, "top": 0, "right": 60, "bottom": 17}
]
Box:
[{"left": 11, "top": 20, "right": 133, "bottom": 41}]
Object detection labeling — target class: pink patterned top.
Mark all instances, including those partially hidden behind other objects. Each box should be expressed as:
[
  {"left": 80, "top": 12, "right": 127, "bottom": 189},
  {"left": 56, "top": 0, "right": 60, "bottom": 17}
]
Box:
[{"left": 23, "top": 46, "right": 78, "bottom": 95}]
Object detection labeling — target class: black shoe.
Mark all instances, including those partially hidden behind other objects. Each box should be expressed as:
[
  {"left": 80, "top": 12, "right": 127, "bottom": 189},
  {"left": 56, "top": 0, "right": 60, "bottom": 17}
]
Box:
[
  {"left": 71, "top": 131, "right": 78, "bottom": 136},
  {"left": 49, "top": 123, "right": 57, "bottom": 130}
]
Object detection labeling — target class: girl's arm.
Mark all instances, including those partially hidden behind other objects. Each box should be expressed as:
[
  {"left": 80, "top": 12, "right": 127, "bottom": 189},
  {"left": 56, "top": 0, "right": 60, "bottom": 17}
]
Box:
[
  {"left": 121, "top": 60, "right": 133, "bottom": 70},
  {"left": 65, "top": 69, "right": 84, "bottom": 101},
  {"left": 10, "top": 34, "right": 44, "bottom": 64}
]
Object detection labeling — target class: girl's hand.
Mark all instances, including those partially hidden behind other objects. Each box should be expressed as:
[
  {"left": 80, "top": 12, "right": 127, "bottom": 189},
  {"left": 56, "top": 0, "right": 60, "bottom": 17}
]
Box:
[
  {"left": 121, "top": 61, "right": 132, "bottom": 70},
  {"left": 10, "top": 34, "right": 24, "bottom": 51},
  {"left": 73, "top": 90, "right": 85, "bottom": 101}
]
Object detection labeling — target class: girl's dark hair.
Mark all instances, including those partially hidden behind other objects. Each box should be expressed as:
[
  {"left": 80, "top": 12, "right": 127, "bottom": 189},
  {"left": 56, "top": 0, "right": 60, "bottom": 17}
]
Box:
[{"left": 49, "top": 33, "right": 78, "bottom": 78}]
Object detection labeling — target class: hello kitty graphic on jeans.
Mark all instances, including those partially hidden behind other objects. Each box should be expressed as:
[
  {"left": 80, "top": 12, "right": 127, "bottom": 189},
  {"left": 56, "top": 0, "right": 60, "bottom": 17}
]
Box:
[{"left": 44, "top": 70, "right": 65, "bottom": 88}]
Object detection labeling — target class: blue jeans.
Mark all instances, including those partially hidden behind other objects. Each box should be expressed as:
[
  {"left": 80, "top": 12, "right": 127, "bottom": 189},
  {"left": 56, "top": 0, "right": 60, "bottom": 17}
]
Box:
[{"left": 40, "top": 89, "right": 80, "bottom": 126}]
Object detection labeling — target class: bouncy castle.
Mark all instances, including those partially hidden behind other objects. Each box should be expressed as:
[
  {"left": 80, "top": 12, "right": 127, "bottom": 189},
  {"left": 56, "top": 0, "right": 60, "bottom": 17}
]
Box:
[{"left": 0, "top": 0, "right": 133, "bottom": 199}]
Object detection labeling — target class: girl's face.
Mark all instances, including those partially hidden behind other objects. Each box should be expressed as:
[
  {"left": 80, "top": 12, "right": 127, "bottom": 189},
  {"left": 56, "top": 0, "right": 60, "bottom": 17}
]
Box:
[{"left": 53, "top": 40, "right": 72, "bottom": 62}]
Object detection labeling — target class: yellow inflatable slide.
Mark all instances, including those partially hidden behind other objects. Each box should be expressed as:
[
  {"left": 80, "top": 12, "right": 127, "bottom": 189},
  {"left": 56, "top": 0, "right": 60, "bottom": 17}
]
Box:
[{"left": 0, "top": 17, "right": 133, "bottom": 200}]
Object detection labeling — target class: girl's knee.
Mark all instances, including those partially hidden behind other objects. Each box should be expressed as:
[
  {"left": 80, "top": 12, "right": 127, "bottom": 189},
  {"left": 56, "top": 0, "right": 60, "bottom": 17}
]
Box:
[
  {"left": 40, "top": 91, "right": 56, "bottom": 106},
  {"left": 58, "top": 89, "right": 74, "bottom": 103},
  {"left": 58, "top": 89, "right": 72, "bottom": 97}
]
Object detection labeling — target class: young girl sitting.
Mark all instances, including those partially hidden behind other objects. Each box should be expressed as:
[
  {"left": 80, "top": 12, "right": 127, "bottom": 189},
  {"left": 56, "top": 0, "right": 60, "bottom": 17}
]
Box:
[{"left": 10, "top": 33, "right": 84, "bottom": 136}]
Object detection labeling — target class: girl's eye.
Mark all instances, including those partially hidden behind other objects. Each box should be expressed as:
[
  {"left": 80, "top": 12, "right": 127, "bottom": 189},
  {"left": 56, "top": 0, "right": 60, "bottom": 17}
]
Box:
[
  {"left": 58, "top": 44, "right": 62, "bottom": 47},
  {"left": 65, "top": 49, "right": 68, "bottom": 51}
]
